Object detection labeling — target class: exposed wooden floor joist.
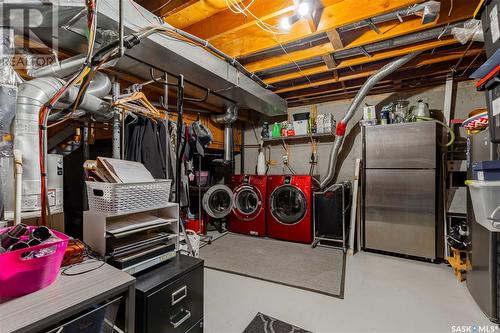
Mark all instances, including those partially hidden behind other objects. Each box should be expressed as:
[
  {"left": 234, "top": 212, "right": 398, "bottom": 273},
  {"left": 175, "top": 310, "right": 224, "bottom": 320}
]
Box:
[{"left": 135, "top": 0, "right": 482, "bottom": 107}]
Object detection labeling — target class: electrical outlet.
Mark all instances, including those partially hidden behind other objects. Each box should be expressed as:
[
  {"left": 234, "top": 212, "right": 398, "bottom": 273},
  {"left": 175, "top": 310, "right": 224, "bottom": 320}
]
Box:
[{"left": 282, "top": 155, "right": 288, "bottom": 164}]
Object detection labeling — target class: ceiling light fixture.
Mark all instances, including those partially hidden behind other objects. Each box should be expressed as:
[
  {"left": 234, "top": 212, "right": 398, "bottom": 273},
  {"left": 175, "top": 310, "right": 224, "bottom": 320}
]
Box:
[
  {"left": 279, "top": 15, "right": 299, "bottom": 31},
  {"left": 297, "top": 0, "right": 312, "bottom": 17}
]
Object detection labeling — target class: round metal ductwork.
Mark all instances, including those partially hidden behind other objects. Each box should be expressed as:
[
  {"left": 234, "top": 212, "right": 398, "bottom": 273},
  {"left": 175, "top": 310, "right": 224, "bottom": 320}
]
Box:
[{"left": 202, "top": 184, "right": 234, "bottom": 219}]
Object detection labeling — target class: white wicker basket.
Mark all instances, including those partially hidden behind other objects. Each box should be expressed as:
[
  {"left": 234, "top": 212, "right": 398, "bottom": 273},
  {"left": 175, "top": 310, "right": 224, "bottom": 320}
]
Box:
[{"left": 86, "top": 179, "right": 172, "bottom": 215}]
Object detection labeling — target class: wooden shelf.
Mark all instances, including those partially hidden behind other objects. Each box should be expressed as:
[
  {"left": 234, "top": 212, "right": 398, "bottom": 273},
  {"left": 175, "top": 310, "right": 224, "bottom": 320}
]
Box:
[{"left": 263, "top": 133, "right": 335, "bottom": 143}]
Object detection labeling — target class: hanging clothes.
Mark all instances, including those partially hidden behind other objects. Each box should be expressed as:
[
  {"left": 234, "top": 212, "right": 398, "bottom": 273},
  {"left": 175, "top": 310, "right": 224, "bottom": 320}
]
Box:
[
  {"left": 124, "top": 115, "right": 212, "bottom": 208},
  {"left": 124, "top": 116, "right": 169, "bottom": 179}
]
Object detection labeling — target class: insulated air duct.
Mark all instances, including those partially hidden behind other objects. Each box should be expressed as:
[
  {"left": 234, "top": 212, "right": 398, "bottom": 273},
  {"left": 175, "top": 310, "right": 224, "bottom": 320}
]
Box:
[
  {"left": 319, "top": 51, "right": 422, "bottom": 190},
  {"left": 14, "top": 77, "right": 109, "bottom": 211},
  {"left": 0, "top": 28, "right": 18, "bottom": 218},
  {"left": 211, "top": 105, "right": 238, "bottom": 164}
]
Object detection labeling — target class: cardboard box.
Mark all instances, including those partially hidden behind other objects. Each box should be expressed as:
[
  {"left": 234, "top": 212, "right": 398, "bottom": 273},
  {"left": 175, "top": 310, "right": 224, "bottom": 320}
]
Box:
[
  {"left": 293, "top": 120, "right": 308, "bottom": 135},
  {"left": 323, "top": 113, "right": 335, "bottom": 133},
  {"left": 316, "top": 114, "right": 325, "bottom": 133},
  {"left": 363, "top": 105, "right": 376, "bottom": 121}
]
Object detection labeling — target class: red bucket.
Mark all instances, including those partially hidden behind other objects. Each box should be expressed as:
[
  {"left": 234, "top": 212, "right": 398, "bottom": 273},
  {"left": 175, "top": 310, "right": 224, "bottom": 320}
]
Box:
[
  {"left": 185, "top": 218, "right": 205, "bottom": 234},
  {"left": 0, "top": 227, "right": 69, "bottom": 298}
]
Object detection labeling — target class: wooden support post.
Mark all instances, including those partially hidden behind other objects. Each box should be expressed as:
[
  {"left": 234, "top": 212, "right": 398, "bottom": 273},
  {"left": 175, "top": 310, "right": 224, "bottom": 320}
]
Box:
[
  {"left": 326, "top": 28, "right": 344, "bottom": 50},
  {"left": 306, "top": 1, "right": 325, "bottom": 32},
  {"left": 322, "top": 54, "right": 337, "bottom": 69}
]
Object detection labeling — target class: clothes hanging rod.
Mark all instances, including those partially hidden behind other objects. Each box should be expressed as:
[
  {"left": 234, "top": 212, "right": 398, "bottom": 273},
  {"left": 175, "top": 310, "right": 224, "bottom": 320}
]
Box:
[{"left": 124, "top": 53, "right": 237, "bottom": 105}]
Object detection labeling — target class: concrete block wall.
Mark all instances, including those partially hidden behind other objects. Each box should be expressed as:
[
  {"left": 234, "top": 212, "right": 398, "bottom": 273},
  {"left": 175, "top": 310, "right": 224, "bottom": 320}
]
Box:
[{"left": 238, "top": 81, "right": 486, "bottom": 183}]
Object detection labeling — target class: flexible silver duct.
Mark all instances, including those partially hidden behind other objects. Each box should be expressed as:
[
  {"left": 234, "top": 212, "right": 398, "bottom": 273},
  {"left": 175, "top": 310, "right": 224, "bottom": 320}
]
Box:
[
  {"left": 319, "top": 51, "right": 422, "bottom": 190},
  {"left": 212, "top": 105, "right": 238, "bottom": 163},
  {"left": 14, "top": 77, "right": 109, "bottom": 211},
  {"left": 0, "top": 28, "right": 18, "bottom": 217}
]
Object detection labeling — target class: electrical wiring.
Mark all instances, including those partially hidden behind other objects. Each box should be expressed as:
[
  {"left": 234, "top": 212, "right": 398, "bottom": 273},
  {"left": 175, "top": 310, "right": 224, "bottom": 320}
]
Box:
[
  {"left": 48, "top": 54, "right": 114, "bottom": 128},
  {"left": 151, "top": 0, "right": 172, "bottom": 14},
  {"left": 225, "top": 0, "right": 287, "bottom": 35},
  {"left": 38, "top": 0, "right": 98, "bottom": 226},
  {"left": 272, "top": 34, "right": 312, "bottom": 84},
  {"left": 226, "top": 0, "right": 255, "bottom": 15},
  {"left": 450, "top": 38, "right": 475, "bottom": 73},
  {"left": 416, "top": 116, "right": 455, "bottom": 147},
  {"left": 457, "top": 46, "right": 483, "bottom": 77}
]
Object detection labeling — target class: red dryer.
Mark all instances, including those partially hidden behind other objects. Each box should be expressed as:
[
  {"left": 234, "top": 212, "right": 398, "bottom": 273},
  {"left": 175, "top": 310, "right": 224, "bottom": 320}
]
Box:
[
  {"left": 266, "top": 175, "right": 313, "bottom": 244},
  {"left": 228, "top": 175, "right": 267, "bottom": 237}
]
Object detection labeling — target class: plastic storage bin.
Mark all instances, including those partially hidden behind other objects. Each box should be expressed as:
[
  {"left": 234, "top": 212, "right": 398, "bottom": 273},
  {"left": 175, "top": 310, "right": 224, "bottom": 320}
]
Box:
[
  {"left": 466, "top": 180, "right": 500, "bottom": 232},
  {"left": 194, "top": 171, "right": 209, "bottom": 187},
  {"left": 473, "top": 160, "right": 500, "bottom": 180},
  {"left": 86, "top": 179, "right": 172, "bottom": 215},
  {"left": 0, "top": 227, "right": 69, "bottom": 298},
  {"left": 480, "top": 0, "right": 500, "bottom": 58}
]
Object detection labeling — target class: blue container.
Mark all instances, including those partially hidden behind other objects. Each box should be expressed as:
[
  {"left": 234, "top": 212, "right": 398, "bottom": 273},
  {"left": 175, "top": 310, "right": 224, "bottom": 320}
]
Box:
[{"left": 472, "top": 160, "right": 500, "bottom": 181}]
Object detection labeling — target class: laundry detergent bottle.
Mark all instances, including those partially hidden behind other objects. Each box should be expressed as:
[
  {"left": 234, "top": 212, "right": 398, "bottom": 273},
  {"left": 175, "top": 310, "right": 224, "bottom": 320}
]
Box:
[{"left": 257, "top": 148, "right": 266, "bottom": 175}]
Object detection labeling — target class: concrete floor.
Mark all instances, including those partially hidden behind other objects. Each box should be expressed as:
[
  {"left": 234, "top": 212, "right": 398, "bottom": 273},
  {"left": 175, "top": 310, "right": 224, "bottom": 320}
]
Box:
[{"left": 204, "top": 251, "right": 493, "bottom": 333}]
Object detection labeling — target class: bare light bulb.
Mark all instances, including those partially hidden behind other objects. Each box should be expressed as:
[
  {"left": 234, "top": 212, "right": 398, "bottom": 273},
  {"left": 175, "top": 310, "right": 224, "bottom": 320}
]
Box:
[
  {"left": 279, "top": 16, "right": 292, "bottom": 31},
  {"left": 297, "top": 1, "right": 311, "bottom": 17}
]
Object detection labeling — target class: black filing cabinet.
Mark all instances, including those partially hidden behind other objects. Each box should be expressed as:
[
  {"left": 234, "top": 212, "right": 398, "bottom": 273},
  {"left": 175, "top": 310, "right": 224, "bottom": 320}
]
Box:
[{"left": 135, "top": 254, "right": 204, "bottom": 332}]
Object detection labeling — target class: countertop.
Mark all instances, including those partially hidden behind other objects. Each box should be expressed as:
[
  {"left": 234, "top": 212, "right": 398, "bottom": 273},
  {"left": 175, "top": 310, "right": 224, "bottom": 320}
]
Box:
[{"left": 0, "top": 261, "right": 135, "bottom": 333}]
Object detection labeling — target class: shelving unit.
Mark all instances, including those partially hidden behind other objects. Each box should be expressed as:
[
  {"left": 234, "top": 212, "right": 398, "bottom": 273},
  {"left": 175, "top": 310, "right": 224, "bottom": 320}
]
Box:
[
  {"left": 263, "top": 133, "right": 335, "bottom": 143},
  {"left": 83, "top": 202, "right": 180, "bottom": 275}
]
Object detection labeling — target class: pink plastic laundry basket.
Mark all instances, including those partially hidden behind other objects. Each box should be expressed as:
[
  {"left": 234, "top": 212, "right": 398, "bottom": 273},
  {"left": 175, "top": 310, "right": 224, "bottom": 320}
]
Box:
[{"left": 0, "top": 227, "right": 69, "bottom": 298}]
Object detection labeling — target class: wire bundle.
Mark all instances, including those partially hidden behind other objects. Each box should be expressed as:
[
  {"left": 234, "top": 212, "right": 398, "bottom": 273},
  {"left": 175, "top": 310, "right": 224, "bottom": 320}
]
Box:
[
  {"left": 38, "top": 0, "right": 98, "bottom": 226},
  {"left": 225, "top": 0, "right": 287, "bottom": 35}
]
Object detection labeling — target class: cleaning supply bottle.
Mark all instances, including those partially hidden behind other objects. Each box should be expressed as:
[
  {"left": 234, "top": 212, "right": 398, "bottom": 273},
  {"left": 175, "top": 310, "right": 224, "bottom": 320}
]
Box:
[
  {"left": 257, "top": 147, "right": 266, "bottom": 175},
  {"left": 272, "top": 122, "right": 281, "bottom": 138}
]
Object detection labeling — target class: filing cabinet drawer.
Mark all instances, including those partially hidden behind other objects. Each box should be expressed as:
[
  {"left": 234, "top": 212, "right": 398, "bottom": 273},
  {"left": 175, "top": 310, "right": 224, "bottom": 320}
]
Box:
[{"left": 146, "top": 265, "right": 203, "bottom": 333}]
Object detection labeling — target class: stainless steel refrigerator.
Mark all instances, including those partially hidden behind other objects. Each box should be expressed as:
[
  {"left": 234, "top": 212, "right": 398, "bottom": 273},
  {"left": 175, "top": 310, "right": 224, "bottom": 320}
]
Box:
[
  {"left": 466, "top": 129, "right": 499, "bottom": 323},
  {"left": 362, "top": 121, "right": 438, "bottom": 260}
]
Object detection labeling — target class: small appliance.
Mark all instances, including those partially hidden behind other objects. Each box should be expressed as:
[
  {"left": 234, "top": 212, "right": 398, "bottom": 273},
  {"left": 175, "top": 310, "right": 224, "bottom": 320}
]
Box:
[{"left": 266, "top": 175, "right": 314, "bottom": 243}]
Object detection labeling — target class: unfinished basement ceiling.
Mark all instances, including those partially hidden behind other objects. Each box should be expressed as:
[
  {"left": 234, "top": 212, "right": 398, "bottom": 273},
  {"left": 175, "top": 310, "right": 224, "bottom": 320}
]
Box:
[{"left": 137, "top": 0, "right": 485, "bottom": 107}]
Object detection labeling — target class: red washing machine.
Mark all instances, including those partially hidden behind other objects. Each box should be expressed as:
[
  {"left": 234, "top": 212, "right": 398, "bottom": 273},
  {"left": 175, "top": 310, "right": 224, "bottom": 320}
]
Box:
[
  {"left": 266, "top": 175, "right": 313, "bottom": 244},
  {"left": 227, "top": 175, "right": 267, "bottom": 236}
]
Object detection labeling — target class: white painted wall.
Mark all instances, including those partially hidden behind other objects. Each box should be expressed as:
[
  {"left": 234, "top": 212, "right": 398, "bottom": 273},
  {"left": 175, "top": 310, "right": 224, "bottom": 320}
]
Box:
[{"left": 240, "top": 81, "right": 486, "bottom": 182}]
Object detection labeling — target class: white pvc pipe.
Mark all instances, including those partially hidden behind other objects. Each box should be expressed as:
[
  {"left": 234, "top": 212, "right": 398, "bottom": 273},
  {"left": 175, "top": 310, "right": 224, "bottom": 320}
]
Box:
[{"left": 13, "top": 149, "right": 23, "bottom": 225}]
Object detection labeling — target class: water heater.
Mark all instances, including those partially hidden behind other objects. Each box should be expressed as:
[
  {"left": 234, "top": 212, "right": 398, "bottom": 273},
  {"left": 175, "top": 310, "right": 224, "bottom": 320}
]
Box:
[{"left": 47, "top": 154, "right": 64, "bottom": 212}]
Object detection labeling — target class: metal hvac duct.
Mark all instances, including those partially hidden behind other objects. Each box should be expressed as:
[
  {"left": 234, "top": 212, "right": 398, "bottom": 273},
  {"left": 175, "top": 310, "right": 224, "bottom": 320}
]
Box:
[
  {"left": 333, "top": 22, "right": 463, "bottom": 61},
  {"left": 337, "top": 1, "right": 441, "bottom": 33},
  {"left": 13, "top": 77, "right": 109, "bottom": 211},
  {"left": 241, "top": 1, "right": 441, "bottom": 64},
  {"left": 257, "top": 20, "right": 466, "bottom": 78},
  {"left": 211, "top": 105, "right": 238, "bottom": 163},
  {"left": 30, "top": 54, "right": 87, "bottom": 79},
  {"left": 86, "top": 72, "right": 112, "bottom": 98},
  {"left": 3, "top": 0, "right": 286, "bottom": 115},
  {"left": 319, "top": 51, "right": 422, "bottom": 190},
  {"left": 30, "top": 57, "right": 112, "bottom": 98}
]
